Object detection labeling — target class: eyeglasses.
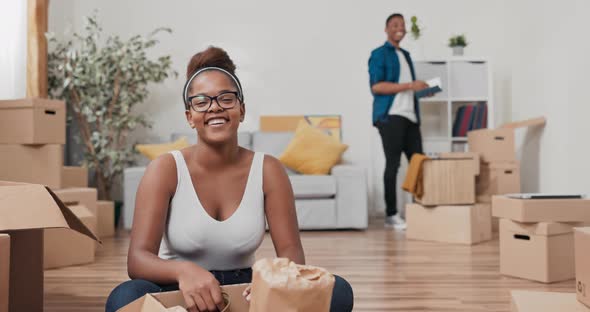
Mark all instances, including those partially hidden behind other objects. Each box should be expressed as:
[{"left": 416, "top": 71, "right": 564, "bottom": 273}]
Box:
[{"left": 187, "top": 91, "right": 240, "bottom": 112}]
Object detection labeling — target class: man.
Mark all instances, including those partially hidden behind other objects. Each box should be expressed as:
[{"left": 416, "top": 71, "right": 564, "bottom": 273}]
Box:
[{"left": 368, "top": 13, "right": 429, "bottom": 230}]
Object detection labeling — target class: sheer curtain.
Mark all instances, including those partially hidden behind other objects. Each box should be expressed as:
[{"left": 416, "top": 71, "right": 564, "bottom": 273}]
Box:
[{"left": 0, "top": 0, "right": 27, "bottom": 99}]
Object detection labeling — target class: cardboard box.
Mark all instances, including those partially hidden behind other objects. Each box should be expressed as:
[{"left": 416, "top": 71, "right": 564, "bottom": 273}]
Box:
[
  {"left": 575, "top": 227, "right": 590, "bottom": 307},
  {"left": 118, "top": 284, "right": 250, "bottom": 312},
  {"left": 97, "top": 200, "right": 115, "bottom": 238},
  {"left": 0, "top": 144, "right": 63, "bottom": 189},
  {"left": 0, "top": 181, "right": 99, "bottom": 312},
  {"left": 511, "top": 290, "right": 589, "bottom": 312},
  {"left": 0, "top": 234, "right": 9, "bottom": 312},
  {"left": 499, "top": 219, "right": 586, "bottom": 283},
  {"left": 468, "top": 116, "right": 546, "bottom": 163},
  {"left": 406, "top": 203, "right": 492, "bottom": 245},
  {"left": 0, "top": 98, "right": 66, "bottom": 144},
  {"left": 52, "top": 187, "right": 97, "bottom": 215},
  {"left": 61, "top": 166, "right": 88, "bottom": 188},
  {"left": 415, "top": 153, "right": 479, "bottom": 206},
  {"left": 44, "top": 205, "right": 97, "bottom": 269},
  {"left": 492, "top": 195, "right": 590, "bottom": 222},
  {"left": 53, "top": 187, "right": 98, "bottom": 217},
  {"left": 476, "top": 162, "right": 521, "bottom": 203}
]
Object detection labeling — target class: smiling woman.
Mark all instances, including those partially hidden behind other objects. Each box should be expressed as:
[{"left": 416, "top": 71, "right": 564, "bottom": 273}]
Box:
[{"left": 105, "top": 46, "right": 354, "bottom": 312}]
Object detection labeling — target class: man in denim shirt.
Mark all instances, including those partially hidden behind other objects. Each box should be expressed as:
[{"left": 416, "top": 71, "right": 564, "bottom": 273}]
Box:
[{"left": 368, "top": 13, "right": 429, "bottom": 230}]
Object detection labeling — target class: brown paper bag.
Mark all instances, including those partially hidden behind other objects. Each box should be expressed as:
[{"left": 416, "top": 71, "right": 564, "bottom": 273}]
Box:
[{"left": 249, "top": 258, "right": 335, "bottom": 312}]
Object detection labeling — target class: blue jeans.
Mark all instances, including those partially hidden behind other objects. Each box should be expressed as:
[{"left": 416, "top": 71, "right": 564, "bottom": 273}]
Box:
[{"left": 105, "top": 268, "right": 353, "bottom": 312}]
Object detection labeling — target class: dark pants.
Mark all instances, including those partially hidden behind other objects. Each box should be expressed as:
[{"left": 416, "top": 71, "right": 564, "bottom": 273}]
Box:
[
  {"left": 377, "top": 115, "right": 423, "bottom": 216},
  {"left": 105, "top": 268, "right": 354, "bottom": 312}
]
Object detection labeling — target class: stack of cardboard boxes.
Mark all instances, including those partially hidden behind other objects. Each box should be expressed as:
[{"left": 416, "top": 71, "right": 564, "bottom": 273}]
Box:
[
  {"left": 492, "top": 195, "right": 590, "bottom": 283},
  {"left": 0, "top": 98, "right": 115, "bottom": 271},
  {"left": 406, "top": 152, "right": 492, "bottom": 245},
  {"left": 467, "top": 117, "right": 546, "bottom": 231},
  {"left": 509, "top": 227, "right": 590, "bottom": 311}
]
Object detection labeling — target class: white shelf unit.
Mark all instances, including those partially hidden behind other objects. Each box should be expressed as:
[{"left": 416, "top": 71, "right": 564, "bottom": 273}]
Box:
[{"left": 413, "top": 58, "right": 494, "bottom": 153}]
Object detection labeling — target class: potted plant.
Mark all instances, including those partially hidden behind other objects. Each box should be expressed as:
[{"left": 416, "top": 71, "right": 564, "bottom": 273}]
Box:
[
  {"left": 47, "top": 14, "right": 177, "bottom": 201},
  {"left": 410, "top": 16, "right": 422, "bottom": 40},
  {"left": 448, "top": 34, "right": 468, "bottom": 56}
]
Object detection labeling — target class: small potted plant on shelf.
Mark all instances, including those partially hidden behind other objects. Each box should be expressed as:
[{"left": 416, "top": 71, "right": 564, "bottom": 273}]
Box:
[
  {"left": 410, "top": 16, "right": 421, "bottom": 40},
  {"left": 448, "top": 34, "right": 468, "bottom": 56}
]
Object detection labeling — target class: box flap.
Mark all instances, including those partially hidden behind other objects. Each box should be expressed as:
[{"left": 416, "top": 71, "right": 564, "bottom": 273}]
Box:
[
  {"left": 510, "top": 290, "right": 588, "bottom": 311},
  {"left": 0, "top": 184, "right": 68, "bottom": 231},
  {"left": 500, "top": 116, "right": 546, "bottom": 130},
  {"left": 500, "top": 219, "right": 586, "bottom": 236},
  {"left": 67, "top": 205, "right": 94, "bottom": 219},
  {"left": 0, "top": 98, "right": 64, "bottom": 110},
  {"left": 118, "top": 284, "right": 250, "bottom": 312},
  {"left": 0, "top": 182, "right": 99, "bottom": 242},
  {"left": 46, "top": 188, "right": 100, "bottom": 242}
]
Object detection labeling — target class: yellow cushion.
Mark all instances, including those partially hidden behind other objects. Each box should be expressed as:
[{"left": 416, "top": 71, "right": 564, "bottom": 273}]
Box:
[
  {"left": 279, "top": 121, "right": 348, "bottom": 175},
  {"left": 135, "top": 137, "right": 190, "bottom": 160}
]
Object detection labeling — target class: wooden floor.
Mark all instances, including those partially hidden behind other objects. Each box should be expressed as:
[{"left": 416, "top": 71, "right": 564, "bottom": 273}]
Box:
[{"left": 44, "top": 218, "right": 575, "bottom": 311}]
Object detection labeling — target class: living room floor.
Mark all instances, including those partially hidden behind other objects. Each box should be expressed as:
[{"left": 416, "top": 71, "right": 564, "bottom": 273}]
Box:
[{"left": 44, "top": 217, "right": 573, "bottom": 312}]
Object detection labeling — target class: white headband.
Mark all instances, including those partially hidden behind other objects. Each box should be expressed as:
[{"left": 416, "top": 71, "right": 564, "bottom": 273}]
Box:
[{"left": 182, "top": 66, "right": 243, "bottom": 106}]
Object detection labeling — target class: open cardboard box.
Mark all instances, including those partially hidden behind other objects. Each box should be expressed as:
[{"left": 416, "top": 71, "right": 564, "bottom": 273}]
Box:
[
  {"left": 44, "top": 205, "right": 97, "bottom": 269},
  {"left": 118, "top": 283, "right": 250, "bottom": 312},
  {"left": 468, "top": 116, "right": 546, "bottom": 163},
  {"left": 53, "top": 187, "right": 97, "bottom": 215},
  {"left": 415, "top": 152, "right": 479, "bottom": 206},
  {"left": 0, "top": 181, "right": 100, "bottom": 312},
  {"left": 511, "top": 290, "right": 589, "bottom": 312}
]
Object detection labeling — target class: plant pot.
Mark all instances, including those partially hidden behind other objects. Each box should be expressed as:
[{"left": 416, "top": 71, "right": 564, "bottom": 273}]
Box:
[{"left": 452, "top": 46, "right": 464, "bottom": 56}]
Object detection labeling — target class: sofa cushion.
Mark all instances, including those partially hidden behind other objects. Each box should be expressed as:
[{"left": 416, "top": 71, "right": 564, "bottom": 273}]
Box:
[
  {"left": 252, "top": 132, "right": 293, "bottom": 157},
  {"left": 289, "top": 175, "right": 336, "bottom": 199},
  {"left": 170, "top": 132, "right": 252, "bottom": 149},
  {"left": 278, "top": 121, "right": 348, "bottom": 175}
]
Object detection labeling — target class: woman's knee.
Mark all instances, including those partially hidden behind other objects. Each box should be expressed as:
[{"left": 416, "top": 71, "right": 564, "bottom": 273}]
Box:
[
  {"left": 331, "top": 275, "right": 354, "bottom": 312},
  {"left": 105, "top": 279, "right": 160, "bottom": 312}
]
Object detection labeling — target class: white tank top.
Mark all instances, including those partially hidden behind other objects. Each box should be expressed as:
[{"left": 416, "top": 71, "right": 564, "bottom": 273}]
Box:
[{"left": 158, "top": 150, "right": 266, "bottom": 271}]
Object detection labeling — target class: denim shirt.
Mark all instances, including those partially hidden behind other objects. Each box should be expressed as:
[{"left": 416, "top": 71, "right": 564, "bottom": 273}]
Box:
[{"left": 368, "top": 41, "right": 421, "bottom": 126}]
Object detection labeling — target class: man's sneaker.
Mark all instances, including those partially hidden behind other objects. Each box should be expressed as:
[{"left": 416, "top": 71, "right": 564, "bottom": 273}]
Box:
[{"left": 385, "top": 213, "right": 407, "bottom": 230}]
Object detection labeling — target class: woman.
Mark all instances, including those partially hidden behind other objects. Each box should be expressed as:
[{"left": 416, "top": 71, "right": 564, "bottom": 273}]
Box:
[{"left": 105, "top": 47, "right": 354, "bottom": 312}]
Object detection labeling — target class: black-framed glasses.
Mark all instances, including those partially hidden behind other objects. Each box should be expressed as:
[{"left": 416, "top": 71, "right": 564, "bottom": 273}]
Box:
[{"left": 187, "top": 91, "right": 240, "bottom": 112}]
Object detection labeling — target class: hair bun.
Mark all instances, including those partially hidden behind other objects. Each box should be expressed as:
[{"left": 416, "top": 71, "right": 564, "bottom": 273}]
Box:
[{"left": 186, "top": 46, "right": 236, "bottom": 78}]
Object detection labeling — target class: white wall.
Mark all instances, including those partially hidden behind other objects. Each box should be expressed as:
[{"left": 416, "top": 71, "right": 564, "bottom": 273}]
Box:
[
  {"left": 510, "top": 0, "right": 590, "bottom": 194},
  {"left": 49, "top": 0, "right": 513, "bottom": 214},
  {"left": 0, "top": 0, "right": 27, "bottom": 99}
]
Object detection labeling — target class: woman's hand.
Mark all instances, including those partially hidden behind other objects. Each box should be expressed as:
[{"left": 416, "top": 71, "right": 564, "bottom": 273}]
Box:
[
  {"left": 177, "top": 262, "right": 225, "bottom": 312},
  {"left": 242, "top": 285, "right": 252, "bottom": 302}
]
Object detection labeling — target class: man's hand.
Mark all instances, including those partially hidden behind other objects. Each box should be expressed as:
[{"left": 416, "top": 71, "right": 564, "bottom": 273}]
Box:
[{"left": 410, "top": 80, "right": 429, "bottom": 91}]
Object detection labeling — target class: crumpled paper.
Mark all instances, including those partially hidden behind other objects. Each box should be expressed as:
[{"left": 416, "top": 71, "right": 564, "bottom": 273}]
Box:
[{"left": 249, "top": 258, "right": 335, "bottom": 312}]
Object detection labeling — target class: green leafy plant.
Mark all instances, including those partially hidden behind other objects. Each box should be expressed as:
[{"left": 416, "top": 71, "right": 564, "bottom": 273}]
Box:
[
  {"left": 47, "top": 13, "right": 177, "bottom": 200},
  {"left": 410, "top": 16, "right": 421, "bottom": 40},
  {"left": 448, "top": 34, "right": 468, "bottom": 47}
]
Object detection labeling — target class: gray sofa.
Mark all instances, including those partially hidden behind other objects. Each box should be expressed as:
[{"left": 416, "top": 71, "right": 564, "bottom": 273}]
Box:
[{"left": 123, "top": 132, "right": 368, "bottom": 230}]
